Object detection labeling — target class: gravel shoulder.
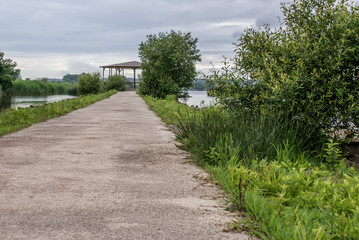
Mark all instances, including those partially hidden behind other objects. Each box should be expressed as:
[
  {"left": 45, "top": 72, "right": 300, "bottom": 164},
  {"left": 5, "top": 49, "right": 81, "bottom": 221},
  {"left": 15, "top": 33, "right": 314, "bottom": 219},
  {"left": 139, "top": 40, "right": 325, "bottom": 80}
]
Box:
[{"left": 0, "top": 92, "right": 249, "bottom": 239}]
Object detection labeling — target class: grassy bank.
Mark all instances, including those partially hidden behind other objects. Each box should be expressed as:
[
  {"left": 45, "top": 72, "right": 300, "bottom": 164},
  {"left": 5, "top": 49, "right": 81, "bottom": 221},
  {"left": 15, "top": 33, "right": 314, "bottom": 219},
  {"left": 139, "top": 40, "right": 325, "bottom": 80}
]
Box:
[
  {"left": 0, "top": 90, "right": 117, "bottom": 136},
  {"left": 7, "top": 79, "right": 78, "bottom": 95},
  {"left": 143, "top": 95, "right": 359, "bottom": 240}
]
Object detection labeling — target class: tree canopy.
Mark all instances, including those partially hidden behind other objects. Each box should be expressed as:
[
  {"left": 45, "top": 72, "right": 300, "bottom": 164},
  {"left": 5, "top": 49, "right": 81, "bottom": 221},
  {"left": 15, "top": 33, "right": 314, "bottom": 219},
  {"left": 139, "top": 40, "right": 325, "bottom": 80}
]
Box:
[
  {"left": 0, "top": 51, "right": 20, "bottom": 92},
  {"left": 138, "top": 30, "right": 201, "bottom": 99},
  {"left": 207, "top": 0, "right": 359, "bottom": 141}
]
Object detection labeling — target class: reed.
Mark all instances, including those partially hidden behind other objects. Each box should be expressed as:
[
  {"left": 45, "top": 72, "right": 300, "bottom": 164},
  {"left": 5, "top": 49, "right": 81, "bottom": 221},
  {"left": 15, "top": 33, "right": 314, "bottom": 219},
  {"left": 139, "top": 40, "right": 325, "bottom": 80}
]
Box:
[{"left": 7, "top": 79, "right": 78, "bottom": 95}]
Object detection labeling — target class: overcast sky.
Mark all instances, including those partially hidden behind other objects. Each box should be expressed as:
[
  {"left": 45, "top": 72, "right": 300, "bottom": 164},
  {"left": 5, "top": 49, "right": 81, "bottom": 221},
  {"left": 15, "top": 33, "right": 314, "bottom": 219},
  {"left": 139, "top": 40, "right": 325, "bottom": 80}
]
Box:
[{"left": 0, "top": 0, "right": 283, "bottom": 79}]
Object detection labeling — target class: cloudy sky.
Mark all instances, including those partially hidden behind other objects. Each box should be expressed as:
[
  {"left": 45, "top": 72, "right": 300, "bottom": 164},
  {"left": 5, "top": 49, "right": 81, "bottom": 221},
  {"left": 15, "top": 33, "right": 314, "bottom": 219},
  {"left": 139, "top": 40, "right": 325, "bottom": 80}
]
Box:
[{"left": 0, "top": 0, "right": 283, "bottom": 79}]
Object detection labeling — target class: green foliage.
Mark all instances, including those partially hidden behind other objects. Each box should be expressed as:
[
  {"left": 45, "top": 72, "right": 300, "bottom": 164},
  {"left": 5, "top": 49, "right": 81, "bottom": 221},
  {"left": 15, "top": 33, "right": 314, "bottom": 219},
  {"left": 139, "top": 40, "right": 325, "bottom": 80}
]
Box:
[
  {"left": 63, "top": 73, "right": 84, "bottom": 83},
  {"left": 207, "top": 0, "right": 359, "bottom": 141},
  {"left": 105, "top": 75, "right": 126, "bottom": 91},
  {"left": 7, "top": 79, "right": 77, "bottom": 95},
  {"left": 78, "top": 73, "right": 103, "bottom": 95},
  {"left": 0, "top": 51, "right": 20, "bottom": 91},
  {"left": 172, "top": 107, "right": 324, "bottom": 164},
  {"left": 138, "top": 30, "right": 201, "bottom": 99},
  {"left": 143, "top": 96, "right": 359, "bottom": 239},
  {"left": 0, "top": 90, "right": 117, "bottom": 136},
  {"left": 208, "top": 156, "right": 359, "bottom": 239},
  {"left": 142, "top": 95, "right": 195, "bottom": 125},
  {"left": 322, "top": 139, "right": 343, "bottom": 165},
  {"left": 191, "top": 79, "right": 209, "bottom": 91}
]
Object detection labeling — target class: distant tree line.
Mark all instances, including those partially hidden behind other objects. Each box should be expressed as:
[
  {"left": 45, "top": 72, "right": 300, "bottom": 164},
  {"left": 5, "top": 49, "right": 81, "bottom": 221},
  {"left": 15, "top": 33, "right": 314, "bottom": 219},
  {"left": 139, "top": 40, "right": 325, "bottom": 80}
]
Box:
[
  {"left": 63, "top": 73, "right": 85, "bottom": 84},
  {"left": 191, "top": 79, "right": 209, "bottom": 91}
]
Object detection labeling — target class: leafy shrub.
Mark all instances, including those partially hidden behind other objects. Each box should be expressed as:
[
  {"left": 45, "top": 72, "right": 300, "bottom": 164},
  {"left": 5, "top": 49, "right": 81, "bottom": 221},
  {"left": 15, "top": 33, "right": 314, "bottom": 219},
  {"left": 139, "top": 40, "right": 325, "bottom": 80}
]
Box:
[
  {"left": 78, "top": 73, "right": 102, "bottom": 95},
  {"left": 207, "top": 0, "right": 359, "bottom": 141},
  {"left": 0, "top": 51, "right": 20, "bottom": 91},
  {"left": 105, "top": 75, "right": 126, "bottom": 91}
]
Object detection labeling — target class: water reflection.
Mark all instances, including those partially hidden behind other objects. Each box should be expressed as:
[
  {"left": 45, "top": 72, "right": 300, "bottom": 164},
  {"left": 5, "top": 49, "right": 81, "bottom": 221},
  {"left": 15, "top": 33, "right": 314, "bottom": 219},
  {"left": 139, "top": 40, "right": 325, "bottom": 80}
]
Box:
[
  {"left": 0, "top": 95, "right": 78, "bottom": 111},
  {"left": 180, "top": 91, "right": 215, "bottom": 107}
]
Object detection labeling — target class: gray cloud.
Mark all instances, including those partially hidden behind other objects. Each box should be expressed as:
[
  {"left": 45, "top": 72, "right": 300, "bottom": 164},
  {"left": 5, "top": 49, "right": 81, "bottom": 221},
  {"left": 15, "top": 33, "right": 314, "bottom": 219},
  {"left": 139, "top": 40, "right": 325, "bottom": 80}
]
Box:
[{"left": 0, "top": 0, "right": 283, "bottom": 78}]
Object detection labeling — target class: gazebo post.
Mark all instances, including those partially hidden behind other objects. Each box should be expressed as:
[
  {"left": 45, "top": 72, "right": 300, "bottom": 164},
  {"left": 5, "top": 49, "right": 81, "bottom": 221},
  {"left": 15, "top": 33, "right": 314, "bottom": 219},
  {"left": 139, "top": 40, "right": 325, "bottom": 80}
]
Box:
[{"left": 99, "top": 61, "right": 141, "bottom": 89}]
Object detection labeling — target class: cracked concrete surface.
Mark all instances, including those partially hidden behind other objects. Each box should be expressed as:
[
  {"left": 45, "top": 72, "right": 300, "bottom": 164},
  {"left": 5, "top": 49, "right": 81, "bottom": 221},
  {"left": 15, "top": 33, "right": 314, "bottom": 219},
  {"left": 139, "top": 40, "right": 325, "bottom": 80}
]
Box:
[{"left": 0, "top": 92, "right": 249, "bottom": 239}]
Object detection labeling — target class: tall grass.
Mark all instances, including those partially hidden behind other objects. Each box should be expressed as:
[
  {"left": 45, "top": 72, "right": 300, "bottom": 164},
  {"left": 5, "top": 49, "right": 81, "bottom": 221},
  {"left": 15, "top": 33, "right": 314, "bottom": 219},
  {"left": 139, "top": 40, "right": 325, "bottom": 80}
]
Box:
[
  {"left": 0, "top": 90, "right": 117, "bottom": 136},
  {"left": 172, "top": 107, "right": 325, "bottom": 165},
  {"left": 7, "top": 79, "right": 78, "bottom": 95},
  {"left": 143, "top": 95, "right": 359, "bottom": 240}
]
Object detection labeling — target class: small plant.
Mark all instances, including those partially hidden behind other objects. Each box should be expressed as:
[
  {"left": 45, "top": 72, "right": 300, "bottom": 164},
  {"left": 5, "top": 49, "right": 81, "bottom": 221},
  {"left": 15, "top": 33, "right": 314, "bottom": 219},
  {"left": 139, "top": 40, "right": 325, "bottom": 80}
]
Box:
[{"left": 323, "top": 139, "right": 342, "bottom": 164}]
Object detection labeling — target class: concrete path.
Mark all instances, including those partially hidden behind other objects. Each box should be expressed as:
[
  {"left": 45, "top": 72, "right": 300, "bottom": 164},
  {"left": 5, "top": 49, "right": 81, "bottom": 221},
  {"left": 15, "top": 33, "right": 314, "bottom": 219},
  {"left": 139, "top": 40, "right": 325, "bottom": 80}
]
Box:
[{"left": 0, "top": 92, "right": 248, "bottom": 239}]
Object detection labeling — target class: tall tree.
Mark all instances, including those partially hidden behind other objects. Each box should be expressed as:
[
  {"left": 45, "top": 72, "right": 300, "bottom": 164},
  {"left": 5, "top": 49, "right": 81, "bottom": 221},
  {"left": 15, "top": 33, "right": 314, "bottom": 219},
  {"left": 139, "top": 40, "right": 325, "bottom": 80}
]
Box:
[
  {"left": 0, "top": 51, "right": 20, "bottom": 92},
  {"left": 139, "top": 31, "right": 201, "bottom": 99}
]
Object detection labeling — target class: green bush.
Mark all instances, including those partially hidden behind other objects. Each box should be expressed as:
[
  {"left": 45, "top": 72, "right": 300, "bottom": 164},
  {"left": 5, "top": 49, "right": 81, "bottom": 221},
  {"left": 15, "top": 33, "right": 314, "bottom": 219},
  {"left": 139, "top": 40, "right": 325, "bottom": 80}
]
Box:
[
  {"left": 0, "top": 51, "right": 20, "bottom": 92},
  {"left": 105, "top": 75, "right": 126, "bottom": 91},
  {"left": 138, "top": 30, "right": 201, "bottom": 99},
  {"left": 78, "top": 73, "right": 102, "bottom": 95},
  {"left": 207, "top": 0, "right": 359, "bottom": 141}
]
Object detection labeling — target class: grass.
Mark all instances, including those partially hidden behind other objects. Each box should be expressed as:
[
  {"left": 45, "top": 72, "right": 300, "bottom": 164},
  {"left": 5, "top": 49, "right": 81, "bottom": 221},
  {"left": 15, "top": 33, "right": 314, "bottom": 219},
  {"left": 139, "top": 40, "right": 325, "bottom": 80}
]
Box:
[
  {"left": 143, "top": 95, "right": 359, "bottom": 240},
  {"left": 0, "top": 90, "right": 117, "bottom": 136},
  {"left": 7, "top": 79, "right": 78, "bottom": 95}
]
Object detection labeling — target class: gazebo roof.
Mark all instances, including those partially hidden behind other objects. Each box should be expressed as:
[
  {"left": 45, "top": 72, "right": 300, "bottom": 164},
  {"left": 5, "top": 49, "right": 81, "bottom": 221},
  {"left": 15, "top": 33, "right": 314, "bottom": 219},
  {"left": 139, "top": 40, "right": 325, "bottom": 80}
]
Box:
[{"left": 100, "top": 61, "right": 141, "bottom": 69}]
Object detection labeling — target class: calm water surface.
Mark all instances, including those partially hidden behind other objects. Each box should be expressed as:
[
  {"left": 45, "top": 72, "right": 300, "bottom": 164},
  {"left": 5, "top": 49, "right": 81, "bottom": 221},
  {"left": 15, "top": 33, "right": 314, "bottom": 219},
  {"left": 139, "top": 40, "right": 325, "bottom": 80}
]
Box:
[
  {"left": 0, "top": 91, "right": 212, "bottom": 112},
  {"left": 0, "top": 95, "right": 78, "bottom": 111},
  {"left": 181, "top": 91, "right": 215, "bottom": 107}
]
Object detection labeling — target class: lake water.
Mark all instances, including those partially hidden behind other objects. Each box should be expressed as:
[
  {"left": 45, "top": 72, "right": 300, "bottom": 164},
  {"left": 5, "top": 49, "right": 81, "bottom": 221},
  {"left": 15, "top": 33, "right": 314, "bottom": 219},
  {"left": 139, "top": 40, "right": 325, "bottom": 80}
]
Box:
[
  {"left": 0, "top": 91, "right": 213, "bottom": 112},
  {"left": 180, "top": 91, "right": 215, "bottom": 107},
  {"left": 0, "top": 95, "right": 78, "bottom": 111}
]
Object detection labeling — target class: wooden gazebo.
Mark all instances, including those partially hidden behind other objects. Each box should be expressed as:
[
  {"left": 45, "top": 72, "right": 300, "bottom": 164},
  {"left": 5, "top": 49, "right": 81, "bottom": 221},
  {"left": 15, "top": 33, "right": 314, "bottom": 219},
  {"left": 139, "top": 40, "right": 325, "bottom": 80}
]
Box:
[{"left": 100, "top": 61, "right": 141, "bottom": 88}]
